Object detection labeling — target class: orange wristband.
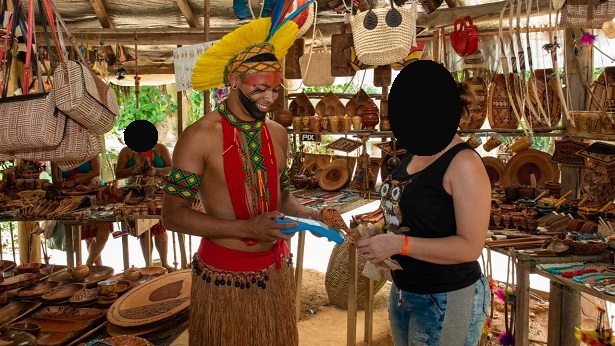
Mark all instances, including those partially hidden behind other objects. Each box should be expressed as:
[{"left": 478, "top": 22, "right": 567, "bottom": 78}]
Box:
[{"left": 401, "top": 235, "right": 409, "bottom": 256}]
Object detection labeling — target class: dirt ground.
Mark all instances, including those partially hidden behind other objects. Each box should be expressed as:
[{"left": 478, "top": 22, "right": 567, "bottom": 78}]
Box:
[{"left": 296, "top": 269, "right": 550, "bottom": 346}]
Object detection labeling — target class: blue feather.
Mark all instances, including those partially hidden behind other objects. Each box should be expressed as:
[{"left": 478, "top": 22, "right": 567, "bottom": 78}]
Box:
[
  {"left": 274, "top": 0, "right": 316, "bottom": 33},
  {"left": 266, "top": 0, "right": 287, "bottom": 40}
]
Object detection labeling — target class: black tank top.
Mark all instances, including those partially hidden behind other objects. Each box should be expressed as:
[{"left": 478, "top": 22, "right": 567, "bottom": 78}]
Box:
[{"left": 389, "top": 142, "right": 482, "bottom": 294}]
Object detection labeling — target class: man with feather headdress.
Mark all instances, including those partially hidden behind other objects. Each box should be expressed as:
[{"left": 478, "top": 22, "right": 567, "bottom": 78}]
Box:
[{"left": 161, "top": 3, "right": 318, "bottom": 345}]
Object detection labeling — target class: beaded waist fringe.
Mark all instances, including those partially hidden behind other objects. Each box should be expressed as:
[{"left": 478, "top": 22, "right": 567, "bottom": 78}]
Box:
[{"left": 192, "top": 253, "right": 293, "bottom": 290}]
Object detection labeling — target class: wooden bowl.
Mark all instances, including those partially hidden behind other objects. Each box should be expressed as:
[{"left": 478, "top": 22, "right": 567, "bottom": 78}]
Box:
[
  {"left": 16, "top": 263, "right": 41, "bottom": 275},
  {"left": 10, "top": 322, "right": 41, "bottom": 337}
]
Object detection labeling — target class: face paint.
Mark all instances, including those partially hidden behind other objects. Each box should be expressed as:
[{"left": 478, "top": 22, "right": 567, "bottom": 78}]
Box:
[
  {"left": 238, "top": 88, "right": 268, "bottom": 120},
  {"left": 236, "top": 72, "right": 282, "bottom": 121}
]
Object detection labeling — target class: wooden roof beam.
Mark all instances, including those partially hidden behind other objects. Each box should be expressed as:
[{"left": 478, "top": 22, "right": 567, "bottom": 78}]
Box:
[
  {"left": 89, "top": 0, "right": 113, "bottom": 28},
  {"left": 176, "top": 0, "right": 200, "bottom": 28}
]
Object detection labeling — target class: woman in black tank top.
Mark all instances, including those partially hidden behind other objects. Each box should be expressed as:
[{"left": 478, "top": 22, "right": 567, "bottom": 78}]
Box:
[{"left": 357, "top": 134, "right": 492, "bottom": 346}]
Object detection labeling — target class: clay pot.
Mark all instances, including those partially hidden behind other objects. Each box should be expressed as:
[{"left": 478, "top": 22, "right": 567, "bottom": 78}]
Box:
[
  {"left": 124, "top": 265, "right": 143, "bottom": 281},
  {"left": 291, "top": 174, "right": 307, "bottom": 189},
  {"left": 71, "top": 264, "right": 90, "bottom": 280},
  {"left": 361, "top": 101, "right": 380, "bottom": 130},
  {"left": 306, "top": 175, "right": 319, "bottom": 189},
  {"left": 273, "top": 110, "right": 293, "bottom": 128}
]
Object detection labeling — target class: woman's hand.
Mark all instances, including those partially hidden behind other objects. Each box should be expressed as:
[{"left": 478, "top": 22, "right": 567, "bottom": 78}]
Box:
[{"left": 356, "top": 233, "right": 403, "bottom": 263}]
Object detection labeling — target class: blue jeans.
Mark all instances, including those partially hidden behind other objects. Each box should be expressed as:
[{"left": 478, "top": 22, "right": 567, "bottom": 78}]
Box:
[{"left": 388, "top": 275, "right": 490, "bottom": 346}]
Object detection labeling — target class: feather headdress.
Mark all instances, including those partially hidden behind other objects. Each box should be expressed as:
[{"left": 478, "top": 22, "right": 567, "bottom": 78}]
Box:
[
  {"left": 192, "top": 0, "right": 316, "bottom": 91},
  {"left": 191, "top": 17, "right": 296, "bottom": 91}
]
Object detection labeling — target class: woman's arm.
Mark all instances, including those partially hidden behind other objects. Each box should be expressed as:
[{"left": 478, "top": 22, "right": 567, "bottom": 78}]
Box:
[
  {"left": 154, "top": 143, "right": 172, "bottom": 176},
  {"left": 115, "top": 148, "right": 135, "bottom": 179}
]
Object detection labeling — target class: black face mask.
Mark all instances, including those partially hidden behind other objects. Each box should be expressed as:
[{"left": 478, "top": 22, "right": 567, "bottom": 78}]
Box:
[{"left": 238, "top": 87, "right": 267, "bottom": 121}]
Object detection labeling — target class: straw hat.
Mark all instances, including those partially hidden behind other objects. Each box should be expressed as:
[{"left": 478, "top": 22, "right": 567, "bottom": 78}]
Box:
[
  {"left": 318, "top": 159, "right": 349, "bottom": 191},
  {"left": 604, "top": 21, "right": 615, "bottom": 39}
]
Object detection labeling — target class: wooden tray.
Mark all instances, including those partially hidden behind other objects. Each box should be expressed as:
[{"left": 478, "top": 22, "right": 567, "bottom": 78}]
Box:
[
  {"left": 117, "top": 280, "right": 132, "bottom": 295},
  {"left": 14, "top": 281, "right": 60, "bottom": 299},
  {"left": 107, "top": 269, "right": 192, "bottom": 328},
  {"left": 40, "top": 264, "right": 67, "bottom": 277},
  {"left": 21, "top": 306, "right": 106, "bottom": 346},
  {"left": 0, "top": 301, "right": 41, "bottom": 324},
  {"left": 51, "top": 265, "right": 114, "bottom": 288},
  {"left": 41, "top": 283, "right": 86, "bottom": 304},
  {"left": 108, "top": 273, "right": 155, "bottom": 288},
  {"left": 0, "top": 273, "right": 39, "bottom": 292},
  {"left": 106, "top": 308, "right": 190, "bottom": 338},
  {"left": 315, "top": 92, "right": 345, "bottom": 118}
]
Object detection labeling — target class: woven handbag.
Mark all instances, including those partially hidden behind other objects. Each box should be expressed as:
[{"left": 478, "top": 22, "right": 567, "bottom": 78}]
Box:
[
  {"left": 0, "top": 92, "right": 66, "bottom": 152},
  {"left": 349, "top": 1, "right": 416, "bottom": 66},
  {"left": 53, "top": 60, "right": 119, "bottom": 135},
  {"left": 15, "top": 118, "right": 102, "bottom": 162},
  {"left": 560, "top": 0, "right": 615, "bottom": 28},
  {"left": 299, "top": 30, "right": 335, "bottom": 87}
]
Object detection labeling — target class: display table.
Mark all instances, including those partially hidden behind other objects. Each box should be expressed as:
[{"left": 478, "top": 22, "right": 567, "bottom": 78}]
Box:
[{"left": 492, "top": 247, "right": 610, "bottom": 346}]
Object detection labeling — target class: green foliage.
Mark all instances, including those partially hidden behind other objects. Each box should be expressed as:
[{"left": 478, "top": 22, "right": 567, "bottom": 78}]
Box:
[
  {"left": 115, "top": 86, "right": 178, "bottom": 130},
  {"left": 185, "top": 90, "right": 206, "bottom": 125},
  {"left": 302, "top": 82, "right": 379, "bottom": 95},
  {"left": 1, "top": 221, "right": 17, "bottom": 256}
]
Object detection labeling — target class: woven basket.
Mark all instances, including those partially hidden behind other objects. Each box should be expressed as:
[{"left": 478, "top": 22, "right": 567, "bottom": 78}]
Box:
[
  {"left": 563, "top": 239, "right": 608, "bottom": 255},
  {"left": 589, "top": 67, "right": 615, "bottom": 112},
  {"left": 560, "top": 0, "right": 615, "bottom": 29},
  {"left": 526, "top": 69, "right": 562, "bottom": 128},
  {"left": 601, "top": 113, "right": 615, "bottom": 134},
  {"left": 325, "top": 236, "right": 387, "bottom": 310},
  {"left": 299, "top": 31, "right": 335, "bottom": 87},
  {"left": 349, "top": 4, "right": 416, "bottom": 66}
]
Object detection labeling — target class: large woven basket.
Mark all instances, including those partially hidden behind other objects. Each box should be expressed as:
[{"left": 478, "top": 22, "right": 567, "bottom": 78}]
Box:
[
  {"left": 349, "top": 4, "right": 416, "bottom": 66},
  {"left": 325, "top": 236, "right": 388, "bottom": 310}
]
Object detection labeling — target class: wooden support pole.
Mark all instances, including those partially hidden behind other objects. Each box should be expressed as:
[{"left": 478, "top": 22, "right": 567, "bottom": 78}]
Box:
[
  {"left": 203, "top": 0, "right": 211, "bottom": 114},
  {"left": 347, "top": 243, "right": 358, "bottom": 346},
  {"left": 294, "top": 231, "right": 306, "bottom": 320}
]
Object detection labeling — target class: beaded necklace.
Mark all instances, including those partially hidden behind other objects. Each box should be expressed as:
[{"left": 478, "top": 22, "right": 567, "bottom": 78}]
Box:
[{"left": 218, "top": 101, "right": 278, "bottom": 223}]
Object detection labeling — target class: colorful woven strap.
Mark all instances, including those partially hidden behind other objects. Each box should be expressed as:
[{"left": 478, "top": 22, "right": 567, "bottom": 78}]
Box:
[{"left": 163, "top": 167, "right": 202, "bottom": 200}]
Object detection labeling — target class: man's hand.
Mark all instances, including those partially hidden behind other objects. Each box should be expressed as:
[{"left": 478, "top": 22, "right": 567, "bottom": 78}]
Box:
[{"left": 242, "top": 211, "right": 299, "bottom": 242}]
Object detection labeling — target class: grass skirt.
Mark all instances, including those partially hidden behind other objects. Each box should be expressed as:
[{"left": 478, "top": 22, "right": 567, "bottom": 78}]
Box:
[{"left": 189, "top": 253, "right": 298, "bottom": 346}]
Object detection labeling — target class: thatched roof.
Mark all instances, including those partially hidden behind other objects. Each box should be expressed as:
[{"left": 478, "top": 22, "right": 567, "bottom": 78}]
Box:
[{"left": 18, "top": 0, "right": 554, "bottom": 81}]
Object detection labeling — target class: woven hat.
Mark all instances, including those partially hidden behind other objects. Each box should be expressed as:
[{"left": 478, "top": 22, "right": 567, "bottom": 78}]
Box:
[
  {"left": 319, "top": 159, "right": 349, "bottom": 191},
  {"left": 604, "top": 21, "right": 615, "bottom": 39}
]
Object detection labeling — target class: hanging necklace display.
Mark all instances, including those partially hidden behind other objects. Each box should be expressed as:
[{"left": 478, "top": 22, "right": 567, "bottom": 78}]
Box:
[
  {"left": 115, "top": 44, "right": 126, "bottom": 80},
  {"left": 134, "top": 34, "right": 141, "bottom": 108}
]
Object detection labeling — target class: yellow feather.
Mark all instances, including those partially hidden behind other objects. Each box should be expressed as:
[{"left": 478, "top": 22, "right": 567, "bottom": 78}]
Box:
[{"left": 192, "top": 18, "right": 298, "bottom": 91}]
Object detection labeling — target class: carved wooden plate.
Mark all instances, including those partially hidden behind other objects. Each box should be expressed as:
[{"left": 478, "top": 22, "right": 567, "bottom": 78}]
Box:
[
  {"left": 0, "top": 301, "right": 41, "bottom": 324},
  {"left": 96, "top": 335, "right": 154, "bottom": 346},
  {"left": 139, "top": 266, "right": 167, "bottom": 277},
  {"left": 503, "top": 149, "right": 560, "bottom": 187},
  {"left": 288, "top": 92, "right": 315, "bottom": 117},
  {"left": 318, "top": 159, "right": 349, "bottom": 191},
  {"left": 41, "top": 283, "right": 86, "bottom": 304},
  {"left": 117, "top": 280, "right": 132, "bottom": 295},
  {"left": 69, "top": 288, "right": 98, "bottom": 305},
  {"left": 315, "top": 92, "right": 345, "bottom": 117},
  {"left": 0, "top": 273, "right": 39, "bottom": 292},
  {"left": 21, "top": 307, "right": 106, "bottom": 346},
  {"left": 107, "top": 269, "right": 192, "bottom": 328},
  {"left": 482, "top": 156, "right": 506, "bottom": 187},
  {"left": 14, "top": 281, "right": 60, "bottom": 299},
  {"left": 35, "top": 331, "right": 76, "bottom": 346},
  {"left": 106, "top": 308, "right": 191, "bottom": 338},
  {"left": 40, "top": 264, "right": 67, "bottom": 277},
  {"left": 33, "top": 306, "right": 106, "bottom": 321}
]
